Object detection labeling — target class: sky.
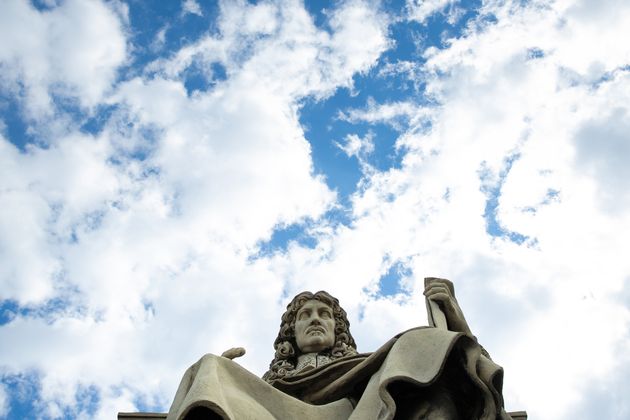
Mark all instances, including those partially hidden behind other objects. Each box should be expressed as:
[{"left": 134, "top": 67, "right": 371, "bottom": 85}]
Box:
[{"left": 0, "top": 0, "right": 629, "bottom": 418}]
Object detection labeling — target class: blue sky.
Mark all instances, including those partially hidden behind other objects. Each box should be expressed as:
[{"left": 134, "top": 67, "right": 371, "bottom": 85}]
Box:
[{"left": 1, "top": 0, "right": 630, "bottom": 419}]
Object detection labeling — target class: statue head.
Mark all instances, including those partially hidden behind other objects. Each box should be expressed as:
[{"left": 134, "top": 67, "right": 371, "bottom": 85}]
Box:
[
  {"left": 262, "top": 291, "right": 358, "bottom": 383},
  {"left": 294, "top": 299, "right": 336, "bottom": 353}
]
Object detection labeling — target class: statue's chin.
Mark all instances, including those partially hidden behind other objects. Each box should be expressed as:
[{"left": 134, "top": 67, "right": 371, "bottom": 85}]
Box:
[
  {"left": 300, "top": 346, "right": 326, "bottom": 353},
  {"left": 298, "top": 340, "right": 332, "bottom": 353},
  {"left": 297, "top": 332, "right": 334, "bottom": 353}
]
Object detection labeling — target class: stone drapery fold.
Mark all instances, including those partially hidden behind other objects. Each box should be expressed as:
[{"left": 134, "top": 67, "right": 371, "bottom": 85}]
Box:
[{"left": 167, "top": 327, "right": 511, "bottom": 420}]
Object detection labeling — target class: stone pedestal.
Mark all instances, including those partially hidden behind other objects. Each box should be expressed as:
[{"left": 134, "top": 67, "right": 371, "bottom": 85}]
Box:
[{"left": 118, "top": 410, "right": 528, "bottom": 419}]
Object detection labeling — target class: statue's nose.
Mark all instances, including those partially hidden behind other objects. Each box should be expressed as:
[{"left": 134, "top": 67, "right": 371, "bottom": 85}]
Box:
[{"left": 310, "top": 317, "right": 322, "bottom": 325}]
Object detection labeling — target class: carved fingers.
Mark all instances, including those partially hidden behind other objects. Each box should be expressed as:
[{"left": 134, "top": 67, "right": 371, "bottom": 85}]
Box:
[
  {"left": 221, "top": 347, "right": 246, "bottom": 360},
  {"left": 424, "top": 280, "right": 455, "bottom": 308},
  {"left": 423, "top": 278, "right": 472, "bottom": 336}
]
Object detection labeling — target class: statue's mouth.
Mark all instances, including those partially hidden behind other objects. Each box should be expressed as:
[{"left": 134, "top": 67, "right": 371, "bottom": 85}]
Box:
[{"left": 306, "top": 326, "right": 326, "bottom": 335}]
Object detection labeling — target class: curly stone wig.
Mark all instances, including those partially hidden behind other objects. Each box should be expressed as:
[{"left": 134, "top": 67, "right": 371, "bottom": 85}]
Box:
[{"left": 262, "top": 291, "right": 358, "bottom": 383}]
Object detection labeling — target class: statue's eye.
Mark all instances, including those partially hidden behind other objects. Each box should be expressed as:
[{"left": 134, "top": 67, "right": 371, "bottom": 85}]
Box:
[
  {"left": 298, "top": 310, "right": 310, "bottom": 320},
  {"left": 320, "top": 310, "right": 332, "bottom": 319}
]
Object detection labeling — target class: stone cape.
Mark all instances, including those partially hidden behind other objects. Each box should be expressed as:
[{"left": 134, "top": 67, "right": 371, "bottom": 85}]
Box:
[{"left": 166, "top": 327, "right": 512, "bottom": 420}]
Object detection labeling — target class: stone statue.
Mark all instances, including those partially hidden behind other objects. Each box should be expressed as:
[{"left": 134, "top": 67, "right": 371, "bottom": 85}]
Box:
[{"left": 162, "top": 278, "right": 522, "bottom": 420}]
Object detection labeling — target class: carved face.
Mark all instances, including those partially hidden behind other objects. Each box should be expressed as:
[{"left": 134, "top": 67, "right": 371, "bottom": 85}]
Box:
[{"left": 295, "top": 299, "right": 336, "bottom": 353}]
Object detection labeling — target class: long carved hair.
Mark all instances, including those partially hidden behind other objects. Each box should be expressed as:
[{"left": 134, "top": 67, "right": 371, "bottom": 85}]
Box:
[{"left": 262, "top": 291, "right": 358, "bottom": 383}]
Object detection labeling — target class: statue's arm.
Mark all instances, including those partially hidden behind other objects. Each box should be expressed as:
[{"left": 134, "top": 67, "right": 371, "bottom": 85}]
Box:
[
  {"left": 423, "top": 277, "right": 473, "bottom": 336},
  {"left": 424, "top": 278, "right": 494, "bottom": 360}
]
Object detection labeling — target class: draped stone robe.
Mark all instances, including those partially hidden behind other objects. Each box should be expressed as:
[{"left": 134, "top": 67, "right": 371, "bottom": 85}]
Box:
[{"left": 166, "top": 327, "right": 513, "bottom": 420}]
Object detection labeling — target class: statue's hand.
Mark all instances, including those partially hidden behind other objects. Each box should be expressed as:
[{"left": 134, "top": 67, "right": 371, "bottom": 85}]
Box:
[
  {"left": 221, "top": 347, "right": 246, "bottom": 360},
  {"left": 424, "top": 278, "right": 472, "bottom": 336}
]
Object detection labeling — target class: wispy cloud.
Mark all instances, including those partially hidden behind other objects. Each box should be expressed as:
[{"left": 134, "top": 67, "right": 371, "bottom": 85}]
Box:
[{"left": 181, "top": 0, "right": 202, "bottom": 17}]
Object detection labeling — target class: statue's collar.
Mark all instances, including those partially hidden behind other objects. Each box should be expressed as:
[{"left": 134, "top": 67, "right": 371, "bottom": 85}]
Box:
[{"left": 295, "top": 352, "right": 333, "bottom": 373}]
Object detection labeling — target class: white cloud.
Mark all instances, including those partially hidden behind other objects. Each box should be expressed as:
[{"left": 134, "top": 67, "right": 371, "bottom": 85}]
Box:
[
  {"left": 0, "top": 382, "right": 7, "bottom": 418},
  {"left": 182, "top": 0, "right": 202, "bottom": 17},
  {"left": 0, "top": 132, "right": 123, "bottom": 304},
  {"left": 336, "top": 132, "right": 375, "bottom": 160},
  {"left": 339, "top": 98, "right": 434, "bottom": 131},
  {"left": 150, "top": 25, "right": 169, "bottom": 52},
  {"left": 377, "top": 60, "right": 426, "bottom": 91},
  {"left": 149, "top": 0, "right": 389, "bottom": 100},
  {"left": 406, "top": 0, "right": 458, "bottom": 23},
  {"left": 0, "top": 0, "right": 127, "bottom": 118},
  {"left": 573, "top": 106, "right": 630, "bottom": 213}
]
